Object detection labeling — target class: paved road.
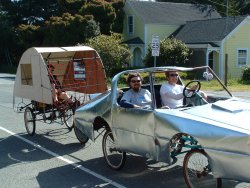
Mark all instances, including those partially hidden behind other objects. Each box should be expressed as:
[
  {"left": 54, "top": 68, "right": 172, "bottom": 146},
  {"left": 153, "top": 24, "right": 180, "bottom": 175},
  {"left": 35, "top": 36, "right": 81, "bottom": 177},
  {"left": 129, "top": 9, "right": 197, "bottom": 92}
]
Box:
[{"left": 0, "top": 74, "right": 249, "bottom": 188}]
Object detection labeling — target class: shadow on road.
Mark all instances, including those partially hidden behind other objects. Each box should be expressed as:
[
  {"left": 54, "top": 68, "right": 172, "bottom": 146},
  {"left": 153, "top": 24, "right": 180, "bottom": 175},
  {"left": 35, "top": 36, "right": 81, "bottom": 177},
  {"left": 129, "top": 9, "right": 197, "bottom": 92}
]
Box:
[{"left": 0, "top": 127, "right": 246, "bottom": 188}]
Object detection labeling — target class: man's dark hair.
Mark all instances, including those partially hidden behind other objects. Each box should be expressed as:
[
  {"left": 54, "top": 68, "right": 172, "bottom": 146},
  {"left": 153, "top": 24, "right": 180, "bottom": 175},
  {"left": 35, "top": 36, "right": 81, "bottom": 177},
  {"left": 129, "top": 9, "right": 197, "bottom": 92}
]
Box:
[{"left": 126, "top": 72, "right": 142, "bottom": 85}]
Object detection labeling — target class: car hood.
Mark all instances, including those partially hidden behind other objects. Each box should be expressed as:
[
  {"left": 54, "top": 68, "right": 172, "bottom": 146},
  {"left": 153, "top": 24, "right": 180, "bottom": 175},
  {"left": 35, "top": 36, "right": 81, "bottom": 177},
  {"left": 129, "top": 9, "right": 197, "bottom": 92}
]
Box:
[{"left": 182, "top": 98, "right": 250, "bottom": 132}]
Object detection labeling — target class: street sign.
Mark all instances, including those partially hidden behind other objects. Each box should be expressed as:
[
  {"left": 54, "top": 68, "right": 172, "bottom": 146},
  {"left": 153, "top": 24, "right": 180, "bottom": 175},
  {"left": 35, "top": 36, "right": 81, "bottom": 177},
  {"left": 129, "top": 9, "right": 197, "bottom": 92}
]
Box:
[{"left": 151, "top": 35, "right": 160, "bottom": 56}]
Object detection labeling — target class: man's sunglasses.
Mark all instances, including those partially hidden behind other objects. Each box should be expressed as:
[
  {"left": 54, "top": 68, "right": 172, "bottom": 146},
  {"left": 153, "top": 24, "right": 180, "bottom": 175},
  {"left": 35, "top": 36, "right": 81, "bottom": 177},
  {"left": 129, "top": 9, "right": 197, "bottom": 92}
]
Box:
[
  {"left": 131, "top": 80, "right": 141, "bottom": 83},
  {"left": 169, "top": 74, "right": 178, "bottom": 77}
]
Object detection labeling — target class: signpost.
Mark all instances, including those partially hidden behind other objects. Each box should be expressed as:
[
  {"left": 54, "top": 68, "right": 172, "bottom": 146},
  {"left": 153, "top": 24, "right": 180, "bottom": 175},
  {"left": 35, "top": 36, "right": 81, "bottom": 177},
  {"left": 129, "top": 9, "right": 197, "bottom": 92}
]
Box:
[{"left": 151, "top": 35, "right": 160, "bottom": 67}]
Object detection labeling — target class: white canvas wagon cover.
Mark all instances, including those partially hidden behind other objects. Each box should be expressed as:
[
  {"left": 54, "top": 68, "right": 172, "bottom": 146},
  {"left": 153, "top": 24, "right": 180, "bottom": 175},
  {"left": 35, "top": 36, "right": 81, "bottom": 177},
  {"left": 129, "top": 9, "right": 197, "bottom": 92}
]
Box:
[{"left": 13, "top": 46, "right": 107, "bottom": 104}]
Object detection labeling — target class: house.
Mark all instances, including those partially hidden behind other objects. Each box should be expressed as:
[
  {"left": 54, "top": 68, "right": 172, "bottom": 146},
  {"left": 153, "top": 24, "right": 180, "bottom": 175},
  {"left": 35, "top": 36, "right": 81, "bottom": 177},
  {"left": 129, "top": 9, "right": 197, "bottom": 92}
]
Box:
[
  {"left": 122, "top": 1, "right": 250, "bottom": 79},
  {"left": 122, "top": 1, "right": 221, "bottom": 67},
  {"left": 174, "top": 16, "right": 250, "bottom": 79}
]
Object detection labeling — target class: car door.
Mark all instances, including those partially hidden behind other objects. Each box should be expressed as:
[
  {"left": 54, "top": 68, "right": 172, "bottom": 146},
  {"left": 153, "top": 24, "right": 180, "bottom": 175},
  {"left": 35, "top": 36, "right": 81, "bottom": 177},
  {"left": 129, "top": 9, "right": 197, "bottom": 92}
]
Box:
[{"left": 111, "top": 72, "right": 157, "bottom": 159}]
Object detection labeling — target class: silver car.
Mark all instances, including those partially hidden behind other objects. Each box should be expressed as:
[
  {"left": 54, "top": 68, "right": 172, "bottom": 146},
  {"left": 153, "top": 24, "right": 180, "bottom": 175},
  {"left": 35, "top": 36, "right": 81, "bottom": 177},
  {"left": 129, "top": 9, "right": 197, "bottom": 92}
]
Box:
[{"left": 74, "top": 66, "right": 250, "bottom": 188}]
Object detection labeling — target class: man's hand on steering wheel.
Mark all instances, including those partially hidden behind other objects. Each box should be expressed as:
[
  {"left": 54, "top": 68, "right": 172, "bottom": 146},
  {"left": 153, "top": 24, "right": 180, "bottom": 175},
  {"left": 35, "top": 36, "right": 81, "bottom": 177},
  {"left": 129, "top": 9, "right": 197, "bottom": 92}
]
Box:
[{"left": 183, "top": 80, "right": 201, "bottom": 98}]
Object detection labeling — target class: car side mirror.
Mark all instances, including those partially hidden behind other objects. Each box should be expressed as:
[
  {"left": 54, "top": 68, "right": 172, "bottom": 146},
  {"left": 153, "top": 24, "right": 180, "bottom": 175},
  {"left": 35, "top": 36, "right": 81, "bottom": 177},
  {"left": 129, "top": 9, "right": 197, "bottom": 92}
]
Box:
[{"left": 203, "top": 72, "right": 213, "bottom": 81}]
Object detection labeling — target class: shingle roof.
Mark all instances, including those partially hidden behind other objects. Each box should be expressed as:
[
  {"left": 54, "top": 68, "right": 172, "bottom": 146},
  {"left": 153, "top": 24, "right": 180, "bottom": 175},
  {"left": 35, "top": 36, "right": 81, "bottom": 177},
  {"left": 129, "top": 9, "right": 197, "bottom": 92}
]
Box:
[
  {"left": 122, "top": 37, "right": 144, "bottom": 44},
  {"left": 128, "top": 1, "right": 221, "bottom": 24},
  {"left": 174, "top": 16, "right": 247, "bottom": 43}
]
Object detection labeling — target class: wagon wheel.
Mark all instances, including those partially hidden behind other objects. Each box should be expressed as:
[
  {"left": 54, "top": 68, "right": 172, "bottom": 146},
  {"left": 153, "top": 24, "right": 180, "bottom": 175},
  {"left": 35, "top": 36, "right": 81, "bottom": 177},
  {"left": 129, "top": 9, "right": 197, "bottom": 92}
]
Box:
[
  {"left": 63, "top": 108, "right": 74, "bottom": 130},
  {"left": 24, "top": 107, "right": 36, "bottom": 136},
  {"left": 102, "top": 130, "right": 126, "bottom": 170},
  {"left": 74, "top": 126, "right": 89, "bottom": 144},
  {"left": 183, "top": 149, "right": 222, "bottom": 188}
]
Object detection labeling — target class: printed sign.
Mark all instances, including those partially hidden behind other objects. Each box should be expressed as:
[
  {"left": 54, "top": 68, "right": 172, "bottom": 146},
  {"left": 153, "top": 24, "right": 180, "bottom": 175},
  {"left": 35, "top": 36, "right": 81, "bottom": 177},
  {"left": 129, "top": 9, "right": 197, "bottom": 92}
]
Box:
[
  {"left": 74, "top": 62, "right": 86, "bottom": 80},
  {"left": 152, "top": 35, "right": 160, "bottom": 56}
]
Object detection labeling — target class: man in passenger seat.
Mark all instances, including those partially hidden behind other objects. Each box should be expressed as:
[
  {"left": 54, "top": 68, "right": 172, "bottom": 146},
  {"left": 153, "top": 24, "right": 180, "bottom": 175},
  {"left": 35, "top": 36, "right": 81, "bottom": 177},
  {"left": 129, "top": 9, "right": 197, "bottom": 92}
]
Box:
[{"left": 120, "top": 73, "right": 152, "bottom": 109}]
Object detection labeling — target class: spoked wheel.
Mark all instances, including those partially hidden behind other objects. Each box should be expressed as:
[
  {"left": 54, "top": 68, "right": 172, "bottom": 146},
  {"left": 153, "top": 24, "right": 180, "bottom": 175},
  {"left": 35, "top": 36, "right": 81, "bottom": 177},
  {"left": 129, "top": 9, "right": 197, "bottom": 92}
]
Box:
[
  {"left": 74, "top": 126, "right": 89, "bottom": 144},
  {"left": 183, "top": 149, "right": 222, "bottom": 188},
  {"left": 170, "top": 133, "right": 185, "bottom": 157},
  {"left": 102, "top": 130, "right": 126, "bottom": 170},
  {"left": 63, "top": 108, "right": 74, "bottom": 130},
  {"left": 24, "top": 107, "right": 36, "bottom": 136}
]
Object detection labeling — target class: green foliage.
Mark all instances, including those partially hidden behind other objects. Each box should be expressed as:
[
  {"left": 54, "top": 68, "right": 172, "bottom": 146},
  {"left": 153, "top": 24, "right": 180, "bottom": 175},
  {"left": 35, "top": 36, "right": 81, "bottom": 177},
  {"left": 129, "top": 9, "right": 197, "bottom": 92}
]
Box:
[
  {"left": 1, "top": 0, "right": 60, "bottom": 26},
  {"left": 110, "top": 0, "right": 125, "bottom": 33},
  {"left": 17, "top": 24, "right": 42, "bottom": 47},
  {"left": 80, "top": 0, "right": 116, "bottom": 34},
  {"left": 144, "top": 37, "right": 192, "bottom": 67},
  {"left": 0, "top": 64, "right": 17, "bottom": 74},
  {"left": 241, "top": 66, "right": 250, "bottom": 84},
  {"left": 58, "top": 0, "right": 87, "bottom": 15},
  {"left": 0, "top": 0, "right": 124, "bottom": 67},
  {"left": 43, "top": 13, "right": 100, "bottom": 46},
  {"left": 84, "top": 33, "right": 131, "bottom": 77}
]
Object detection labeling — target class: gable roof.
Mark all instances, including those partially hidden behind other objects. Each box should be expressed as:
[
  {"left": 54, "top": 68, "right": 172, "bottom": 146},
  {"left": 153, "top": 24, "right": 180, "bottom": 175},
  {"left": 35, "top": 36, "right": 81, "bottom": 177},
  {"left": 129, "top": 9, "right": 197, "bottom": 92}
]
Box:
[
  {"left": 122, "top": 37, "right": 144, "bottom": 44},
  {"left": 174, "top": 15, "right": 247, "bottom": 43},
  {"left": 127, "top": 1, "right": 221, "bottom": 24}
]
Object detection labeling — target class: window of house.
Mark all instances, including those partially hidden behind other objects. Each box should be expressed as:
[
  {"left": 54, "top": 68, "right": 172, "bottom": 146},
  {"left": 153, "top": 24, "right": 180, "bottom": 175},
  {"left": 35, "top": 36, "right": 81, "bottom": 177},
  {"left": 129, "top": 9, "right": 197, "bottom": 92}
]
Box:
[
  {"left": 21, "top": 64, "right": 33, "bottom": 85},
  {"left": 128, "top": 16, "right": 133, "bottom": 34},
  {"left": 237, "top": 49, "right": 248, "bottom": 66}
]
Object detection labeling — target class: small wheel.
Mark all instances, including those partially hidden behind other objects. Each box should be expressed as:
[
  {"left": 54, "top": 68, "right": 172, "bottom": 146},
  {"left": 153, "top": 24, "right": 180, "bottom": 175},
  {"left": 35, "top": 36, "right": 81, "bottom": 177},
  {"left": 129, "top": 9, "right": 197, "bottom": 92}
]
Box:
[
  {"left": 24, "top": 107, "right": 36, "bottom": 136},
  {"left": 183, "top": 149, "right": 222, "bottom": 188},
  {"left": 74, "top": 126, "right": 89, "bottom": 144},
  {"left": 102, "top": 130, "right": 126, "bottom": 170},
  {"left": 170, "top": 133, "right": 185, "bottom": 157},
  {"left": 63, "top": 108, "right": 74, "bottom": 130}
]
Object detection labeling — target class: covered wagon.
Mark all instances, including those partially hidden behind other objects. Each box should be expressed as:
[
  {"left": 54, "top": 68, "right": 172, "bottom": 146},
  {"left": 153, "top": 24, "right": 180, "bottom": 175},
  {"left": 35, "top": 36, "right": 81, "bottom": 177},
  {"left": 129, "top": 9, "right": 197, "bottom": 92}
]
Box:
[{"left": 13, "top": 46, "right": 108, "bottom": 136}]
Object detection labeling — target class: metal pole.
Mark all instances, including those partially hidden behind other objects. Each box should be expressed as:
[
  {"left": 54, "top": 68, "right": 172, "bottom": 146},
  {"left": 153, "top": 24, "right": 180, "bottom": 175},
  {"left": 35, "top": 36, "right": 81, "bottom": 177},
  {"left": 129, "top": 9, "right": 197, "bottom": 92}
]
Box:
[
  {"left": 225, "top": 53, "right": 228, "bottom": 86},
  {"left": 154, "top": 56, "right": 156, "bottom": 67}
]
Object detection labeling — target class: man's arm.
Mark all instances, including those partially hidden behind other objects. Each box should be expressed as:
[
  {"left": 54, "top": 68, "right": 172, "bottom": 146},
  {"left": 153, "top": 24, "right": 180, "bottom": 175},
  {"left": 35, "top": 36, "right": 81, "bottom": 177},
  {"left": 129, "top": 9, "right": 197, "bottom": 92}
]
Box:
[{"left": 119, "top": 90, "right": 140, "bottom": 108}]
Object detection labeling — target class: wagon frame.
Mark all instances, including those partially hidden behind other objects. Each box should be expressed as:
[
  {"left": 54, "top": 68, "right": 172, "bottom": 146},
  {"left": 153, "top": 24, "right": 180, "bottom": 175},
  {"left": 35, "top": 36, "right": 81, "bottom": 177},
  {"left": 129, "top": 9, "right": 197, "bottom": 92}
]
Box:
[{"left": 13, "top": 46, "right": 108, "bottom": 136}]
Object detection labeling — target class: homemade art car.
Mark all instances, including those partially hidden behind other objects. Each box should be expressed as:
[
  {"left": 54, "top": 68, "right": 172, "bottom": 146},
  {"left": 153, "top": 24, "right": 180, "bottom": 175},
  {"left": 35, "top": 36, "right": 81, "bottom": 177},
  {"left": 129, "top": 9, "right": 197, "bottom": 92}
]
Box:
[
  {"left": 13, "top": 46, "right": 107, "bottom": 135},
  {"left": 74, "top": 66, "right": 250, "bottom": 188}
]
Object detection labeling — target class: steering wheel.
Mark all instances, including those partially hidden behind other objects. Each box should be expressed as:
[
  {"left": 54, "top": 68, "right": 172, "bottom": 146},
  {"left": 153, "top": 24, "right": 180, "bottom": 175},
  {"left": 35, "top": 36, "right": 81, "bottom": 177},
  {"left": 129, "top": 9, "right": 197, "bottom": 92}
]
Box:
[{"left": 183, "top": 80, "right": 201, "bottom": 98}]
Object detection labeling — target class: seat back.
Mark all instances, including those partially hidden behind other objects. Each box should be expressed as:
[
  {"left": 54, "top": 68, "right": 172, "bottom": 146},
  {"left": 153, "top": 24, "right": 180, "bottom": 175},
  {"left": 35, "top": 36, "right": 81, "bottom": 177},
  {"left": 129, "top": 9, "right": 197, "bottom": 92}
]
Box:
[
  {"left": 154, "top": 85, "right": 162, "bottom": 108},
  {"left": 117, "top": 85, "right": 162, "bottom": 108}
]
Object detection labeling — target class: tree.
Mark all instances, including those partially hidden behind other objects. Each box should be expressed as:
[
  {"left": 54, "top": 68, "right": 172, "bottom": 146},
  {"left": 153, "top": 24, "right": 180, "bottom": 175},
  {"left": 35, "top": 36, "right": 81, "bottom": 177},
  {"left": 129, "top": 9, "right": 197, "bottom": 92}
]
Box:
[
  {"left": 0, "top": 5, "right": 17, "bottom": 66},
  {"left": 80, "top": 0, "right": 116, "bottom": 34},
  {"left": 1, "top": 0, "right": 60, "bottom": 26},
  {"left": 0, "top": 0, "right": 125, "bottom": 69},
  {"left": 110, "top": 0, "right": 125, "bottom": 33},
  {"left": 84, "top": 33, "right": 131, "bottom": 77},
  {"left": 144, "top": 38, "right": 192, "bottom": 67},
  {"left": 58, "top": 0, "right": 86, "bottom": 15},
  {"left": 43, "top": 13, "right": 100, "bottom": 46},
  {"left": 17, "top": 24, "right": 43, "bottom": 49}
]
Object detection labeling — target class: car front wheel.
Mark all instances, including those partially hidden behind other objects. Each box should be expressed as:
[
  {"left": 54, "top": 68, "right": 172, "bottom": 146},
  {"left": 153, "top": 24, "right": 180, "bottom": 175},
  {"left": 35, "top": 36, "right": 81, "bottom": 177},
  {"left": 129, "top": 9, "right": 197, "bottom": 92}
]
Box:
[{"left": 183, "top": 149, "right": 222, "bottom": 188}]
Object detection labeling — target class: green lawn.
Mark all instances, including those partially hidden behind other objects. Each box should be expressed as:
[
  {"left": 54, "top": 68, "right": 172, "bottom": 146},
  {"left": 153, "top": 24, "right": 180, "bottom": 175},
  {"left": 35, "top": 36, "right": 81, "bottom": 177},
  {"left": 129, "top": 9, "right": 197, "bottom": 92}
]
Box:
[{"left": 201, "top": 79, "right": 250, "bottom": 92}]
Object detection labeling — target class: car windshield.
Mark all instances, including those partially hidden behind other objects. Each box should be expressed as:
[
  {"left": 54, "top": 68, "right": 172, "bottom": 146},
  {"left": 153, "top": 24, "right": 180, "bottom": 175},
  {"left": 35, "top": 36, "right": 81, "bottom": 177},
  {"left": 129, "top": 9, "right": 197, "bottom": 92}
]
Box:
[{"left": 116, "top": 66, "right": 232, "bottom": 109}]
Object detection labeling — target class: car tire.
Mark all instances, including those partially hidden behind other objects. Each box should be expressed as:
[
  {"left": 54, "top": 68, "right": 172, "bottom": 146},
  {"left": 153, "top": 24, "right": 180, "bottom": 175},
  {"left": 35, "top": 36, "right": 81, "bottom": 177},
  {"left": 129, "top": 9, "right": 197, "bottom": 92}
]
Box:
[{"left": 183, "top": 149, "right": 222, "bottom": 188}]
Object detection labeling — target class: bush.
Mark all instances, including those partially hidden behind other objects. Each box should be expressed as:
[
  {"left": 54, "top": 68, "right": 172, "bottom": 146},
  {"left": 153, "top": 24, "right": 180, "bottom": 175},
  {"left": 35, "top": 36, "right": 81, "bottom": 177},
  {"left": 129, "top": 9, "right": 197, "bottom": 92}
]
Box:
[
  {"left": 84, "top": 33, "right": 131, "bottom": 77},
  {"left": 0, "top": 65, "right": 17, "bottom": 74},
  {"left": 144, "top": 37, "right": 192, "bottom": 67},
  {"left": 241, "top": 66, "right": 250, "bottom": 84}
]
